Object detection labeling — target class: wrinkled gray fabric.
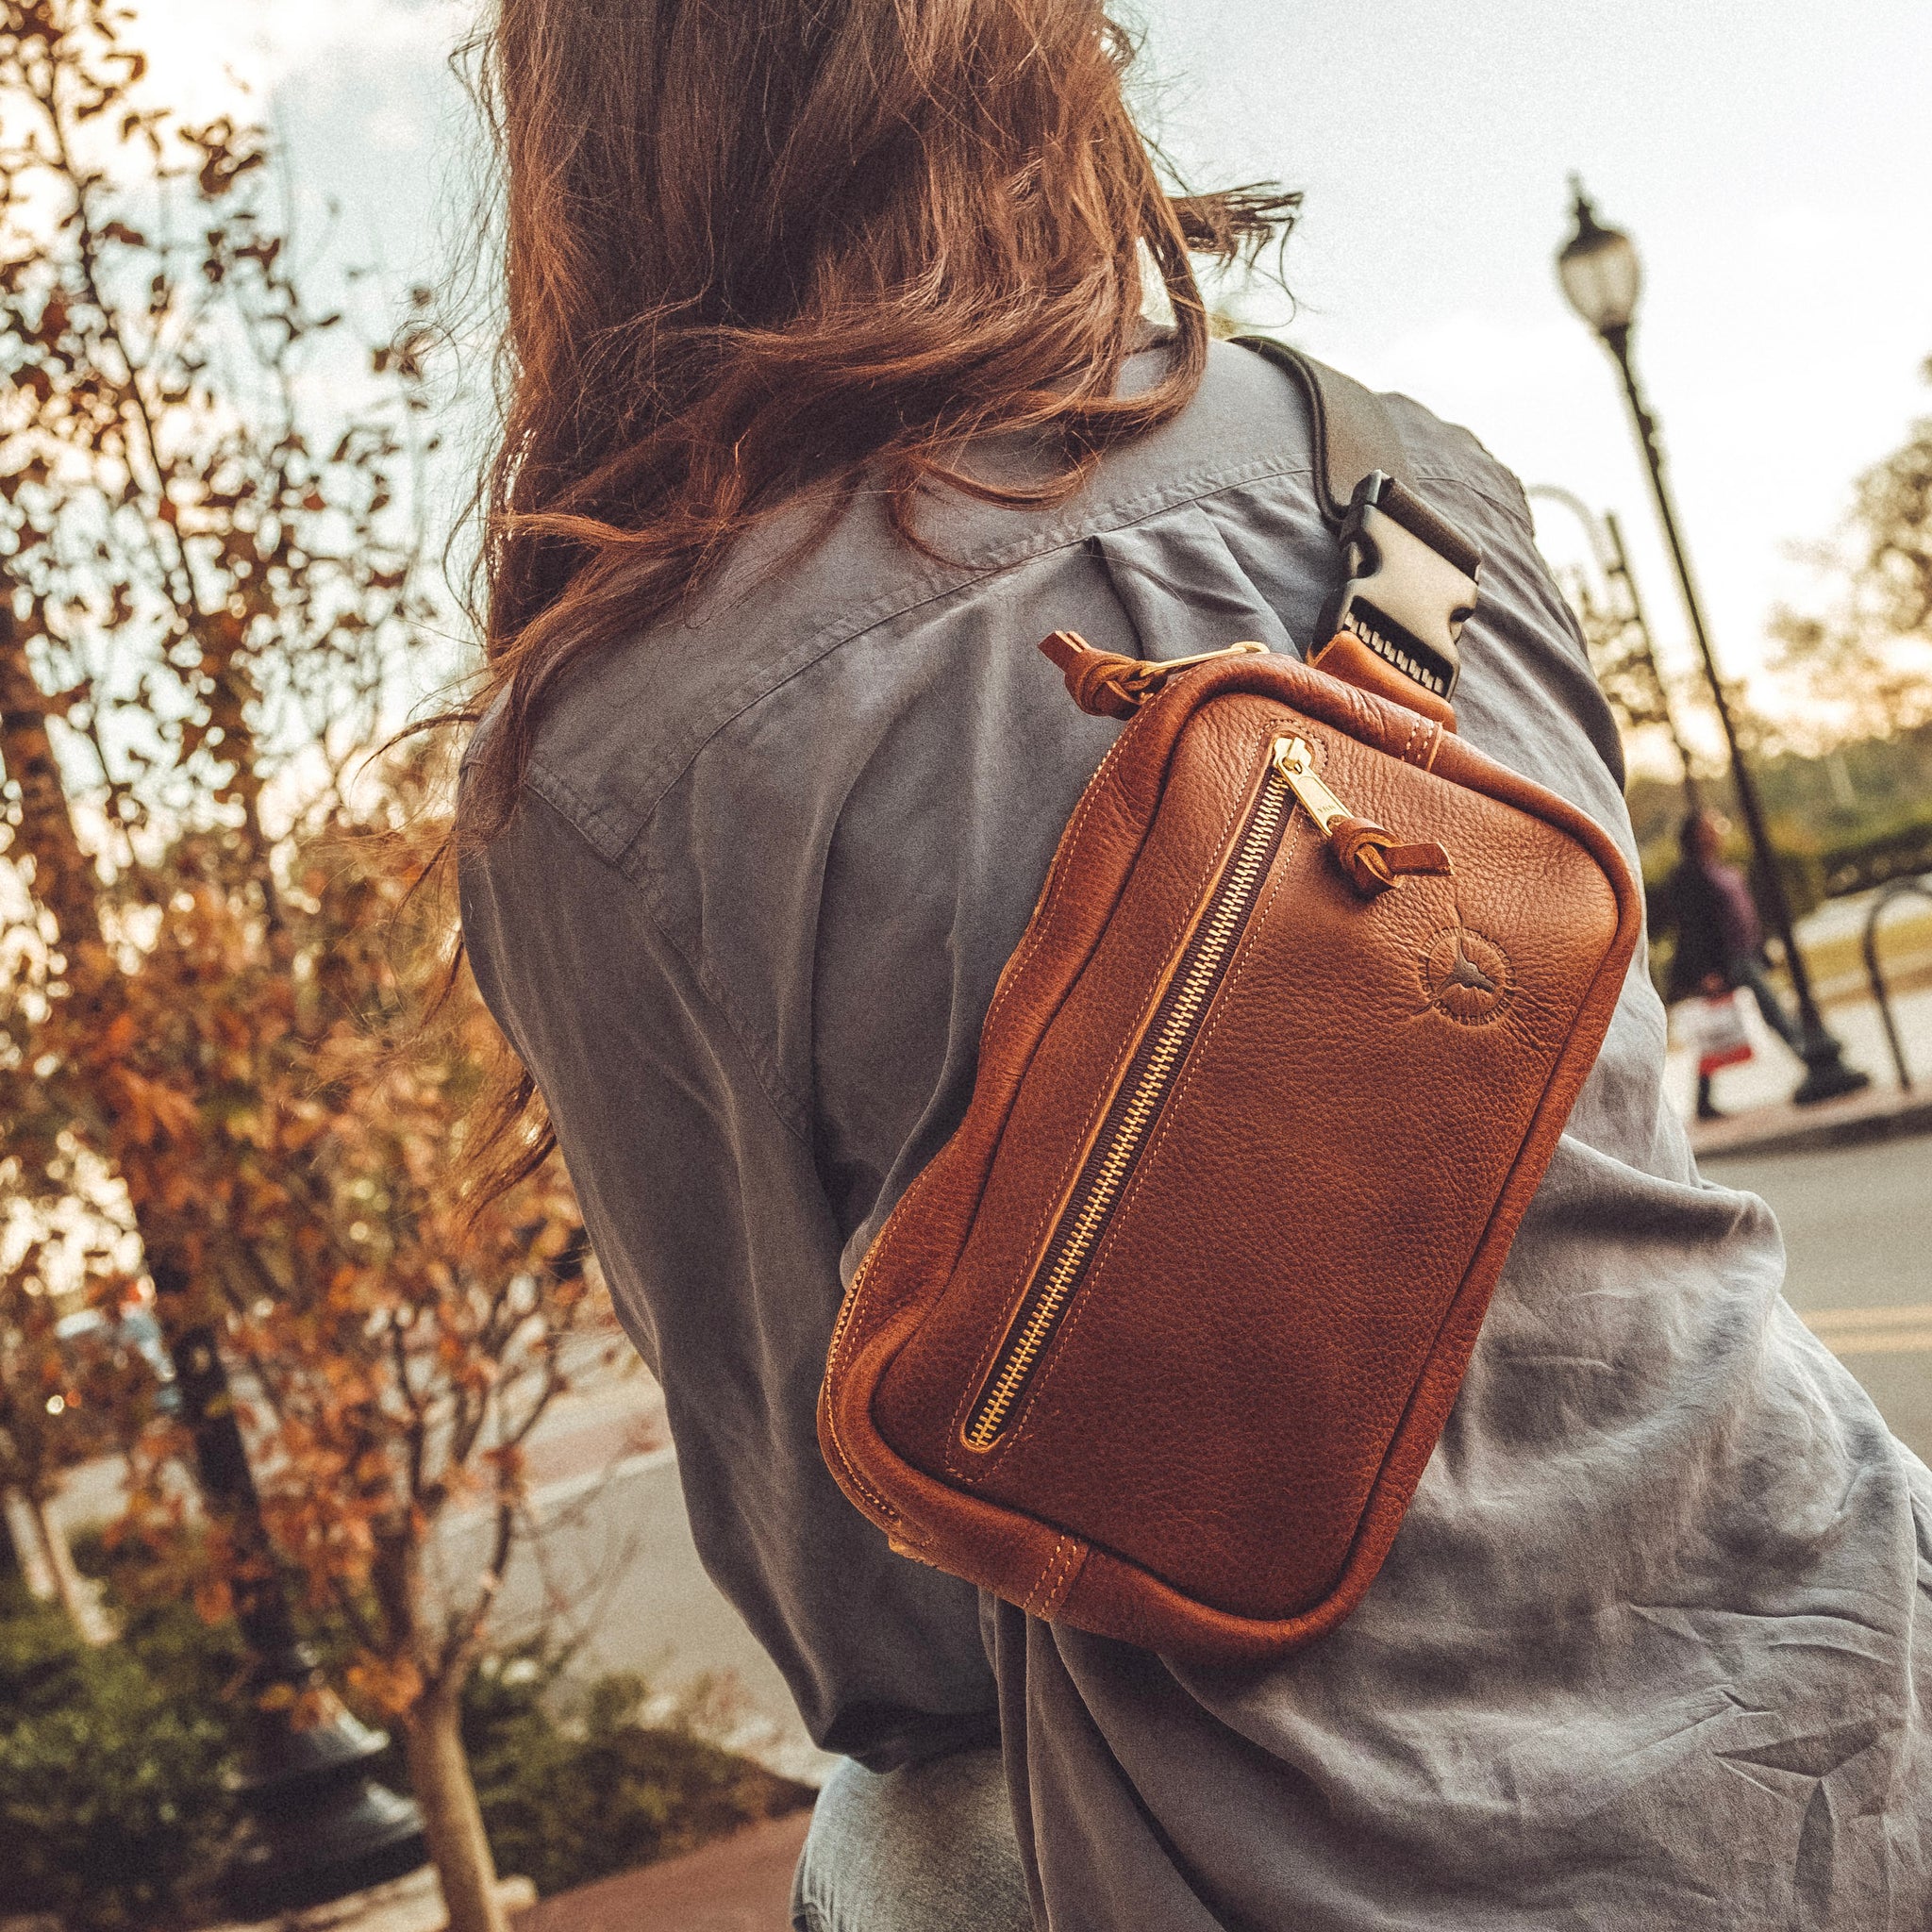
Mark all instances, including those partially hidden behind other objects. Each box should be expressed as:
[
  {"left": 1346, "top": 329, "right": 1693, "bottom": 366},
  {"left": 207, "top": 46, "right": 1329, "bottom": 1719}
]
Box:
[{"left": 459, "top": 338, "right": 1932, "bottom": 1925}]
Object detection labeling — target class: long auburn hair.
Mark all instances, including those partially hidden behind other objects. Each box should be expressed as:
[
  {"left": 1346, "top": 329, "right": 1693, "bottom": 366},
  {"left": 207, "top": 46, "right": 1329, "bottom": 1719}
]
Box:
[
  {"left": 459, "top": 0, "right": 1297, "bottom": 840},
  {"left": 452, "top": 0, "right": 1296, "bottom": 1201}
]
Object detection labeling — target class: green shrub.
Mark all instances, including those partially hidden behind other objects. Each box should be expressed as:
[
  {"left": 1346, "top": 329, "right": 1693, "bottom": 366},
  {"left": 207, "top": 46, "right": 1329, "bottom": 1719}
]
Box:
[
  {"left": 458, "top": 1643, "right": 816, "bottom": 1899},
  {"left": 0, "top": 1582, "right": 239, "bottom": 1932},
  {"left": 1822, "top": 809, "right": 1932, "bottom": 897},
  {"left": 0, "top": 1571, "right": 813, "bottom": 1923}
]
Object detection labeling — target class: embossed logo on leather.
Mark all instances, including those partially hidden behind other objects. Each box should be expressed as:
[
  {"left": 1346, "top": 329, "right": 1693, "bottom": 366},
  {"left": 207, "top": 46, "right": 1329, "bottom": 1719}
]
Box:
[{"left": 1422, "top": 926, "right": 1512, "bottom": 1024}]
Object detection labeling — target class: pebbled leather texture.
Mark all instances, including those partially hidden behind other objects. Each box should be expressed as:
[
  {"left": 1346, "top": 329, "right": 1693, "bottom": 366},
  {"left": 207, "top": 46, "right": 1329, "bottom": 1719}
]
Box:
[{"left": 818, "top": 646, "right": 1641, "bottom": 1663}]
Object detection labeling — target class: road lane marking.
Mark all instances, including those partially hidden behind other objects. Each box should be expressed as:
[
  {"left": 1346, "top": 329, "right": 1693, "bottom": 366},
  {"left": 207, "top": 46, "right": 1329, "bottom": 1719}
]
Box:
[{"left": 1800, "top": 1304, "right": 1932, "bottom": 1357}]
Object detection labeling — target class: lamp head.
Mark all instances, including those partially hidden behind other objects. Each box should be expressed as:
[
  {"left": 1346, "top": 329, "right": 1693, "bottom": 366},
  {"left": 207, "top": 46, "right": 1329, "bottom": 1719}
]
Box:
[{"left": 1557, "top": 175, "right": 1641, "bottom": 341}]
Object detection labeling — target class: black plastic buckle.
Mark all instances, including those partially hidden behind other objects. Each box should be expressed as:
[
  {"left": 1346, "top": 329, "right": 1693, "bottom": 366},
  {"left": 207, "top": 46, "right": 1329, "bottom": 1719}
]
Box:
[{"left": 1319, "top": 474, "right": 1479, "bottom": 702}]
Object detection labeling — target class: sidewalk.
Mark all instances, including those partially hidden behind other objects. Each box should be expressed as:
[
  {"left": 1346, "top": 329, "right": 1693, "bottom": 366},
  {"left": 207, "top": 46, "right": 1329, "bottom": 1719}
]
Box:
[
  {"left": 510, "top": 1810, "right": 810, "bottom": 1932},
  {"left": 199, "top": 1810, "right": 812, "bottom": 1932},
  {"left": 209, "top": 1872, "right": 538, "bottom": 1932},
  {"left": 1690, "top": 1078, "right": 1932, "bottom": 1159},
  {"left": 1675, "top": 977, "right": 1932, "bottom": 1159}
]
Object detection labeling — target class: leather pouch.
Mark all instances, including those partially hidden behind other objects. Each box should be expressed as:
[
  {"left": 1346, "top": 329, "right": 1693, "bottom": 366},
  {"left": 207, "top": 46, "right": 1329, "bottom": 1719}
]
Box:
[{"left": 817, "top": 355, "right": 1642, "bottom": 1663}]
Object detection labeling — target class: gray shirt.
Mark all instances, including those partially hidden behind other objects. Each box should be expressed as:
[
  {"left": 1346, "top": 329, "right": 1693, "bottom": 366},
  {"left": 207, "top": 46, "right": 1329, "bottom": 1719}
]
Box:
[{"left": 460, "top": 338, "right": 1931, "bottom": 1926}]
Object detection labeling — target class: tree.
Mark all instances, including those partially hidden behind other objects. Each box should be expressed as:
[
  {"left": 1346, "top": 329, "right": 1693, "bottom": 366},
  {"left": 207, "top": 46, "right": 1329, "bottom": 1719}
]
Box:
[
  {"left": 103, "top": 756, "right": 592, "bottom": 1932},
  {"left": 1773, "top": 358, "right": 1932, "bottom": 744},
  {"left": 0, "top": 1226, "right": 132, "bottom": 1641},
  {"left": 0, "top": 7, "right": 590, "bottom": 1927}
]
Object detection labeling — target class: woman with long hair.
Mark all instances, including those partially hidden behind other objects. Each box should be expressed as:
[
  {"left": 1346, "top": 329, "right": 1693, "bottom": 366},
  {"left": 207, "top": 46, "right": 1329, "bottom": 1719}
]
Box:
[{"left": 457, "top": 4, "right": 1931, "bottom": 1925}]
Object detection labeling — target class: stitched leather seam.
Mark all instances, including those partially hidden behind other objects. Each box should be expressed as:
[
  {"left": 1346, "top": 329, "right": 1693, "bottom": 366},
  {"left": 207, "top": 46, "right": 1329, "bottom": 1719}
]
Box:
[
  {"left": 822, "top": 1158, "right": 960, "bottom": 1527},
  {"left": 835, "top": 717, "right": 1154, "bottom": 1508},
  {"left": 842, "top": 715, "right": 1158, "bottom": 1508},
  {"left": 999, "top": 722, "right": 1307, "bottom": 1459},
  {"left": 820, "top": 1329, "right": 902, "bottom": 1525},
  {"left": 1040, "top": 1537, "right": 1084, "bottom": 1618},
  {"left": 1023, "top": 1533, "right": 1081, "bottom": 1617},
  {"left": 1020, "top": 1539, "right": 1057, "bottom": 1615},
  {"left": 984, "top": 669, "right": 1194, "bottom": 1041},
  {"left": 941, "top": 1015, "right": 1143, "bottom": 1485},
  {"left": 1037, "top": 1537, "right": 1086, "bottom": 1619},
  {"left": 1003, "top": 812, "right": 1303, "bottom": 1460},
  {"left": 980, "top": 715, "right": 1139, "bottom": 1041},
  {"left": 941, "top": 983, "right": 1152, "bottom": 1480}
]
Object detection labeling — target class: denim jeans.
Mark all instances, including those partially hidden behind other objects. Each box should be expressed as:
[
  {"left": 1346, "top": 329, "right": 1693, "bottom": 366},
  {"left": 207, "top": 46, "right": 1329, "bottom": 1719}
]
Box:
[
  {"left": 791, "top": 1744, "right": 1033, "bottom": 1932},
  {"left": 1732, "top": 956, "right": 1804, "bottom": 1051}
]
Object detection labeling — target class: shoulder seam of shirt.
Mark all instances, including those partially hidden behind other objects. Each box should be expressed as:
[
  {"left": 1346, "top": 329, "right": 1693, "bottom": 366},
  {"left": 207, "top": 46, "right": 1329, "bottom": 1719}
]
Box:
[
  {"left": 524, "top": 452, "right": 1525, "bottom": 874},
  {"left": 518, "top": 450, "right": 1536, "bottom": 1132},
  {"left": 516, "top": 774, "right": 818, "bottom": 1146}
]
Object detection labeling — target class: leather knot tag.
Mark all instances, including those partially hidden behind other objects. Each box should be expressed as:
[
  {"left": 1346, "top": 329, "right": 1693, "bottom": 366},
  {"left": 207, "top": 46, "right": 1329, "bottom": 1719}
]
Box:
[
  {"left": 1327, "top": 816, "right": 1454, "bottom": 897},
  {"left": 1039, "top": 633, "right": 1271, "bottom": 719}
]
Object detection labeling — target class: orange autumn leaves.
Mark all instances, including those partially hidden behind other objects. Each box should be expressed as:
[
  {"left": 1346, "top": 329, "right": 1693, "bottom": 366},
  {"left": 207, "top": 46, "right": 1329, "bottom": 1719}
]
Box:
[{"left": 1, "top": 0, "right": 588, "bottom": 1729}]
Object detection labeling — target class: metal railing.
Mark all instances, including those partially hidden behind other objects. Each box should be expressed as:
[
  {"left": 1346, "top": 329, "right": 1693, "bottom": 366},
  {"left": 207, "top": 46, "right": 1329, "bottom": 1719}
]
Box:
[{"left": 1861, "top": 875, "right": 1932, "bottom": 1091}]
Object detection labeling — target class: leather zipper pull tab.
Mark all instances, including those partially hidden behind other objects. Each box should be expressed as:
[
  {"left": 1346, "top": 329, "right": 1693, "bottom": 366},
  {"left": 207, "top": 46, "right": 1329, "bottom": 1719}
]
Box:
[
  {"left": 1272, "top": 736, "right": 1453, "bottom": 897},
  {"left": 1040, "top": 632, "right": 1268, "bottom": 718}
]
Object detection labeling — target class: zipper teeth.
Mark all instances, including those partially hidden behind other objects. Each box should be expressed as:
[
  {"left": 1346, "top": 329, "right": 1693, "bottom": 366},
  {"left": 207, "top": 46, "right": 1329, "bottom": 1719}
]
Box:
[{"left": 963, "top": 765, "right": 1291, "bottom": 1451}]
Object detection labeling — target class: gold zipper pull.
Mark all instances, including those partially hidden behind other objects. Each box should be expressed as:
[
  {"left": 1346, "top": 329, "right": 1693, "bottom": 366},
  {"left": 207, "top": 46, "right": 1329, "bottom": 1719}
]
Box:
[
  {"left": 1271, "top": 736, "right": 1352, "bottom": 834},
  {"left": 1271, "top": 736, "right": 1453, "bottom": 897}
]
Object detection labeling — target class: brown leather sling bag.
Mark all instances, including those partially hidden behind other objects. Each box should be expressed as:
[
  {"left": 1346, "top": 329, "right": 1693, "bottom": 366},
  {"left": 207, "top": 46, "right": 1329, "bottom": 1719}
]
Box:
[{"left": 819, "top": 342, "right": 1642, "bottom": 1663}]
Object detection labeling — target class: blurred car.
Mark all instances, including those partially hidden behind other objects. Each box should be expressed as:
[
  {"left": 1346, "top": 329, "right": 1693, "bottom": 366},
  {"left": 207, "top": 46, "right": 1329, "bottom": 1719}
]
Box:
[{"left": 51, "top": 1303, "right": 181, "bottom": 1421}]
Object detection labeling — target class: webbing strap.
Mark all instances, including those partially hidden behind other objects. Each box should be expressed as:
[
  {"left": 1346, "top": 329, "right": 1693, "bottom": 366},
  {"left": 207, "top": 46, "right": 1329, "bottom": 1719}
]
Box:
[
  {"left": 1231, "top": 337, "right": 1482, "bottom": 578},
  {"left": 1232, "top": 335, "right": 1412, "bottom": 527},
  {"left": 1231, "top": 335, "right": 1482, "bottom": 704}
]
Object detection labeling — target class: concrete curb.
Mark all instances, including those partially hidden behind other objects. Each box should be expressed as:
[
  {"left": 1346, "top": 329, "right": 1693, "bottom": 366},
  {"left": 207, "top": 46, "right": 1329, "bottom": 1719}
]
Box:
[{"left": 1693, "top": 1088, "right": 1932, "bottom": 1162}]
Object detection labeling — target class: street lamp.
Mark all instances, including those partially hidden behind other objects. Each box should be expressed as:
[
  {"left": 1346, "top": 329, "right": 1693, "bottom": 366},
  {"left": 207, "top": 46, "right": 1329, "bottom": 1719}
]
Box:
[
  {"left": 160, "top": 1291, "right": 427, "bottom": 1917},
  {"left": 1556, "top": 179, "right": 1868, "bottom": 1106}
]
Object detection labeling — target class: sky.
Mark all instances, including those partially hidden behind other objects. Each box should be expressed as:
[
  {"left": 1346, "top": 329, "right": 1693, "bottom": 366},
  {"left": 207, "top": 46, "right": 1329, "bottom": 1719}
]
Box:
[{"left": 134, "top": 0, "right": 1932, "bottom": 726}]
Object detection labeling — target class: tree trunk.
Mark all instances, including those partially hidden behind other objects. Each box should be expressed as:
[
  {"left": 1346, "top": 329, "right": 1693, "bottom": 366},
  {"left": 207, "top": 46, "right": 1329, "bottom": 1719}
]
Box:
[
  {"left": 3, "top": 575, "right": 308, "bottom": 1663},
  {"left": 30, "top": 1491, "right": 112, "bottom": 1644},
  {"left": 0, "top": 586, "right": 105, "bottom": 952},
  {"left": 403, "top": 1688, "right": 508, "bottom": 1932},
  {"left": 2, "top": 1487, "right": 58, "bottom": 1602}
]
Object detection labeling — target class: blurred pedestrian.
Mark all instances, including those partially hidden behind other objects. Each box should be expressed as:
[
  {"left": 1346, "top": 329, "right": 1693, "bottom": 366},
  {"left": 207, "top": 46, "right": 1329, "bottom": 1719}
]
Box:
[{"left": 1654, "top": 807, "right": 1805, "bottom": 1117}]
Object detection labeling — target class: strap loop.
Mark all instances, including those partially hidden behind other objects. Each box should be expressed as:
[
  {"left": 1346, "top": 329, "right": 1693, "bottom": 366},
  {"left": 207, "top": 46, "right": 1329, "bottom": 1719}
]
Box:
[{"left": 1040, "top": 632, "right": 1268, "bottom": 718}]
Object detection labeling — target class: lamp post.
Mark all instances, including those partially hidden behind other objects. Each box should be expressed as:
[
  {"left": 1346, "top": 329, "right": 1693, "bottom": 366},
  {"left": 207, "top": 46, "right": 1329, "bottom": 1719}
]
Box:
[
  {"left": 156, "top": 1272, "right": 427, "bottom": 1917},
  {"left": 1556, "top": 180, "right": 1868, "bottom": 1106}
]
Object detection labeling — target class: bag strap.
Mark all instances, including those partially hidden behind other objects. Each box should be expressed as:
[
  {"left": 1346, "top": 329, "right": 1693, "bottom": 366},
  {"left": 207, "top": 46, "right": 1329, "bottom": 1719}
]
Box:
[
  {"left": 1232, "top": 336, "right": 1411, "bottom": 528},
  {"left": 1232, "top": 336, "right": 1482, "bottom": 708}
]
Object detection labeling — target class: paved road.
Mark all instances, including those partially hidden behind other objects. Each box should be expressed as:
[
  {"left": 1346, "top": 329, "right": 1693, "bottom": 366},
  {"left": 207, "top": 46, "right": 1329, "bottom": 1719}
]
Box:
[{"left": 1704, "top": 1132, "right": 1932, "bottom": 1462}]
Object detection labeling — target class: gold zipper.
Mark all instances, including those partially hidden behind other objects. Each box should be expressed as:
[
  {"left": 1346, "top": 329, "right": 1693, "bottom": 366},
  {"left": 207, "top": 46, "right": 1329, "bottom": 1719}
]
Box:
[
  {"left": 961, "top": 739, "right": 1306, "bottom": 1452},
  {"left": 1271, "top": 734, "right": 1352, "bottom": 834}
]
